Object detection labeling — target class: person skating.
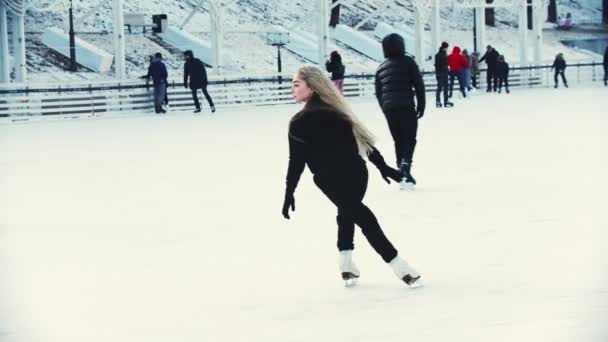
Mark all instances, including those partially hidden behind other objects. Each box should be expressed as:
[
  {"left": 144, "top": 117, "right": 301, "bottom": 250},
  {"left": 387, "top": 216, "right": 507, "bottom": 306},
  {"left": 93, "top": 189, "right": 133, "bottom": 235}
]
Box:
[
  {"left": 447, "top": 46, "right": 469, "bottom": 98},
  {"left": 183, "top": 50, "right": 215, "bottom": 113},
  {"left": 282, "top": 65, "right": 422, "bottom": 288},
  {"left": 551, "top": 53, "right": 568, "bottom": 88},
  {"left": 471, "top": 51, "right": 480, "bottom": 89},
  {"left": 375, "top": 33, "right": 426, "bottom": 189},
  {"left": 149, "top": 53, "right": 168, "bottom": 114},
  {"left": 496, "top": 55, "right": 510, "bottom": 94},
  {"left": 141, "top": 55, "right": 168, "bottom": 108},
  {"left": 434, "top": 42, "right": 453, "bottom": 108},
  {"left": 462, "top": 48, "right": 473, "bottom": 92},
  {"left": 325, "top": 50, "right": 346, "bottom": 93},
  {"left": 479, "top": 45, "right": 500, "bottom": 92},
  {"left": 603, "top": 46, "right": 607, "bottom": 86}
]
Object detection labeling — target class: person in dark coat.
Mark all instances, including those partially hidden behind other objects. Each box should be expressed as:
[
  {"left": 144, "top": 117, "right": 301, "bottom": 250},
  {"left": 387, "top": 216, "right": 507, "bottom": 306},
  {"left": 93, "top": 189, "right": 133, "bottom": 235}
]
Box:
[
  {"left": 325, "top": 50, "right": 346, "bottom": 93},
  {"left": 183, "top": 50, "right": 215, "bottom": 113},
  {"left": 479, "top": 45, "right": 500, "bottom": 92},
  {"left": 282, "top": 65, "right": 422, "bottom": 288},
  {"left": 434, "top": 42, "right": 453, "bottom": 108},
  {"left": 149, "top": 53, "right": 168, "bottom": 114},
  {"left": 141, "top": 55, "right": 168, "bottom": 106},
  {"left": 375, "top": 33, "right": 426, "bottom": 189},
  {"left": 603, "top": 46, "right": 607, "bottom": 86},
  {"left": 551, "top": 53, "right": 568, "bottom": 88},
  {"left": 496, "top": 55, "right": 510, "bottom": 94},
  {"left": 447, "top": 46, "right": 469, "bottom": 98}
]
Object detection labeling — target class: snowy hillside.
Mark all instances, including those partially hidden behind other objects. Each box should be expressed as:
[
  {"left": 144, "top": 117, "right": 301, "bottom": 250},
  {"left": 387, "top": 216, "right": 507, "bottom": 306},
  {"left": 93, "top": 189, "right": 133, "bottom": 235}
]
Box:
[{"left": 6, "top": 0, "right": 607, "bottom": 83}]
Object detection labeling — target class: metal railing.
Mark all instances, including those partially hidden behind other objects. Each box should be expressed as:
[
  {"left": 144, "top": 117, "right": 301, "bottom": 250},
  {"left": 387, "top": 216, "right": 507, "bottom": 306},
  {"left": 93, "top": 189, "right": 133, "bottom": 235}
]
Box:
[{"left": 0, "top": 61, "right": 603, "bottom": 123}]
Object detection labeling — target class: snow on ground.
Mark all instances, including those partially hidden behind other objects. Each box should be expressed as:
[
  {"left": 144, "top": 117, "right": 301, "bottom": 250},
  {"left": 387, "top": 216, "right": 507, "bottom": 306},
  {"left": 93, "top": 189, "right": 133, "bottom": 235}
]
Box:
[
  {"left": 11, "top": 0, "right": 605, "bottom": 83},
  {"left": 0, "top": 86, "right": 607, "bottom": 342}
]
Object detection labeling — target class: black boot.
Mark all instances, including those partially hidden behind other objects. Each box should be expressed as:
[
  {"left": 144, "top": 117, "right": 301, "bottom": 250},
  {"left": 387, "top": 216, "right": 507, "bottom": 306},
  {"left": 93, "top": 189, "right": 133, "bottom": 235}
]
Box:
[
  {"left": 400, "top": 161, "right": 416, "bottom": 185},
  {"left": 193, "top": 107, "right": 201, "bottom": 113},
  {"left": 444, "top": 101, "right": 454, "bottom": 107},
  {"left": 436, "top": 101, "right": 442, "bottom": 108}
]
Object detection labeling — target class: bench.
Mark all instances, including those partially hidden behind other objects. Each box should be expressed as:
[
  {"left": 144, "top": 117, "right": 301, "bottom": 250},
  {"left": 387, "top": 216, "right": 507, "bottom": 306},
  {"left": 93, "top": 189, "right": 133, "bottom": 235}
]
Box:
[{"left": 124, "top": 14, "right": 156, "bottom": 33}]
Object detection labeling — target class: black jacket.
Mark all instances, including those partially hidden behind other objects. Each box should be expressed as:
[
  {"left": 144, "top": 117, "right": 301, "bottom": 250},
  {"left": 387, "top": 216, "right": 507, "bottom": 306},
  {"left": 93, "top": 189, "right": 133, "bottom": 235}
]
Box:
[
  {"left": 184, "top": 58, "right": 208, "bottom": 89},
  {"left": 149, "top": 60, "right": 168, "bottom": 84},
  {"left": 604, "top": 49, "right": 608, "bottom": 68},
  {"left": 285, "top": 96, "right": 390, "bottom": 194},
  {"left": 326, "top": 55, "right": 345, "bottom": 80},
  {"left": 552, "top": 58, "right": 566, "bottom": 72},
  {"left": 497, "top": 61, "right": 509, "bottom": 79},
  {"left": 479, "top": 49, "right": 499, "bottom": 69},
  {"left": 434, "top": 48, "right": 449, "bottom": 75},
  {"left": 375, "top": 33, "right": 425, "bottom": 112}
]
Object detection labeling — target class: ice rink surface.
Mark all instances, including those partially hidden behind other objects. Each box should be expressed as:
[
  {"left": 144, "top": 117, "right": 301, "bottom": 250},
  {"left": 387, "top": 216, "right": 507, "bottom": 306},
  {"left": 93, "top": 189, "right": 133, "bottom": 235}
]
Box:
[{"left": 1, "top": 86, "right": 607, "bottom": 342}]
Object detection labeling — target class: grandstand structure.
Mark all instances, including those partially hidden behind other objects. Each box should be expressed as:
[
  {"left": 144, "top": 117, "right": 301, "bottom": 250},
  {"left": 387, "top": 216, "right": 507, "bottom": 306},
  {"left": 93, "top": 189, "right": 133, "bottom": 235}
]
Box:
[{"left": 1, "top": 0, "right": 548, "bottom": 85}]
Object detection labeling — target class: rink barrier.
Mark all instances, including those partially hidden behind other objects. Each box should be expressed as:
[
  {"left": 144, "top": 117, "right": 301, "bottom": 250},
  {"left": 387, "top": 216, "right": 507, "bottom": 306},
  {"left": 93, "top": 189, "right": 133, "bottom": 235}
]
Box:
[{"left": 0, "top": 61, "right": 603, "bottom": 123}]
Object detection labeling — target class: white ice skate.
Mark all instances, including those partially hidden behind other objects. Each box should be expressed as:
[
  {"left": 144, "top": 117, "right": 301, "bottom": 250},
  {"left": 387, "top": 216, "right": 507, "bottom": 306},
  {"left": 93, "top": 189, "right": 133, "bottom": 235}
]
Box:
[
  {"left": 339, "top": 250, "right": 360, "bottom": 287},
  {"left": 389, "top": 255, "right": 422, "bottom": 288}
]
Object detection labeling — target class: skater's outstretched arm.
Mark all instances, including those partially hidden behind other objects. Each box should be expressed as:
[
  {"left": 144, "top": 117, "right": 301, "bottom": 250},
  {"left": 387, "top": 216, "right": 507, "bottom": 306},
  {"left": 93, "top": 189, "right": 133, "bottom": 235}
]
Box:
[{"left": 282, "top": 131, "right": 306, "bottom": 219}]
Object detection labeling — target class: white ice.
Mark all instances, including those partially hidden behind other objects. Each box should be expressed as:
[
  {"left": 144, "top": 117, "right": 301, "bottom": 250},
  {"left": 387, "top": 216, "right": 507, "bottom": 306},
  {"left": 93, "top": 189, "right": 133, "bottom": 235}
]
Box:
[{"left": 1, "top": 86, "right": 607, "bottom": 342}]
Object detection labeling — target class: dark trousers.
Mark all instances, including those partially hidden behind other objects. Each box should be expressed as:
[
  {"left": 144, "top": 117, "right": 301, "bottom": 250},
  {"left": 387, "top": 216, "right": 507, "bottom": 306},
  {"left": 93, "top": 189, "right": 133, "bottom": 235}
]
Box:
[
  {"left": 449, "top": 70, "right": 466, "bottom": 97},
  {"left": 191, "top": 87, "right": 215, "bottom": 109},
  {"left": 435, "top": 73, "right": 448, "bottom": 104},
  {"left": 384, "top": 108, "right": 418, "bottom": 167},
  {"left": 486, "top": 68, "right": 498, "bottom": 91},
  {"left": 315, "top": 166, "right": 398, "bottom": 263},
  {"left": 554, "top": 70, "right": 567, "bottom": 86},
  {"left": 472, "top": 73, "right": 478, "bottom": 88},
  {"left": 604, "top": 66, "right": 607, "bottom": 85},
  {"left": 498, "top": 77, "right": 509, "bottom": 92},
  {"left": 153, "top": 81, "right": 166, "bottom": 113}
]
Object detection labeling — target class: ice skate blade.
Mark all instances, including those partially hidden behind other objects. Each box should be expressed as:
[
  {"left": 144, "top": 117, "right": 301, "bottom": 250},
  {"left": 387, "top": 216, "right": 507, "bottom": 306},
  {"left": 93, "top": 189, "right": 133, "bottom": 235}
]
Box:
[
  {"left": 342, "top": 272, "right": 359, "bottom": 287},
  {"left": 400, "top": 181, "right": 416, "bottom": 191},
  {"left": 344, "top": 278, "right": 358, "bottom": 287}
]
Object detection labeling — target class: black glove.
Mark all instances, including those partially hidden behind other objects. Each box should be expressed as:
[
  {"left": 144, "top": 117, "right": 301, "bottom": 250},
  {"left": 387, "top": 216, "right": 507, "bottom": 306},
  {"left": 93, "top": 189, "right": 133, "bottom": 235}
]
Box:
[
  {"left": 380, "top": 166, "right": 402, "bottom": 184},
  {"left": 416, "top": 104, "right": 425, "bottom": 119},
  {"left": 184, "top": 83, "right": 188, "bottom": 89},
  {"left": 282, "top": 192, "right": 295, "bottom": 219}
]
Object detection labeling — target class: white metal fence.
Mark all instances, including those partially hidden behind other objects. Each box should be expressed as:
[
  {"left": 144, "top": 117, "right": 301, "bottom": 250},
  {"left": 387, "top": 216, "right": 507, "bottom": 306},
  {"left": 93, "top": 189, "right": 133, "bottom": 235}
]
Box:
[{"left": 0, "top": 61, "right": 604, "bottom": 124}]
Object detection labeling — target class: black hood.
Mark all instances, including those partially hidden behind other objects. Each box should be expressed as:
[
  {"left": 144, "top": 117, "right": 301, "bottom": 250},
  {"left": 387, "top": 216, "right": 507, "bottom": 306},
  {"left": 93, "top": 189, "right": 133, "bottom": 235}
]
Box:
[
  {"left": 184, "top": 50, "right": 194, "bottom": 59},
  {"left": 382, "top": 33, "right": 405, "bottom": 58}
]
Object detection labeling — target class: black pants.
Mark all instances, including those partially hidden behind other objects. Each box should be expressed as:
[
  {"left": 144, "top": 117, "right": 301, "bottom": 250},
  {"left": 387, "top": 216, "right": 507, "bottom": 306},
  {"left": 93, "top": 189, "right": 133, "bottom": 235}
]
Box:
[
  {"left": 472, "top": 73, "right": 478, "bottom": 88},
  {"left": 315, "top": 166, "right": 398, "bottom": 263},
  {"left": 449, "top": 70, "right": 465, "bottom": 97},
  {"left": 604, "top": 66, "right": 607, "bottom": 85},
  {"left": 435, "top": 73, "right": 448, "bottom": 104},
  {"left": 486, "top": 68, "right": 498, "bottom": 91},
  {"left": 498, "top": 77, "right": 509, "bottom": 92},
  {"left": 384, "top": 108, "right": 418, "bottom": 167},
  {"left": 554, "top": 70, "right": 567, "bottom": 86},
  {"left": 191, "top": 87, "right": 214, "bottom": 109}
]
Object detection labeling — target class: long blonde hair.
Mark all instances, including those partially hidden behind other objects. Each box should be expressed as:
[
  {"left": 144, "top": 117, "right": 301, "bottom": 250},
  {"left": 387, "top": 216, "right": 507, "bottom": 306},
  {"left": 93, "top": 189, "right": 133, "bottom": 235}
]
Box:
[{"left": 292, "top": 65, "right": 375, "bottom": 155}]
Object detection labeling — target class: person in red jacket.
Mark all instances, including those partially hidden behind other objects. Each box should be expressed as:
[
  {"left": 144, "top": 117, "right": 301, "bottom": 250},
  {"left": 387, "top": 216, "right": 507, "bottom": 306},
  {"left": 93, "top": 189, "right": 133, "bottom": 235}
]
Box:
[{"left": 447, "top": 46, "right": 470, "bottom": 98}]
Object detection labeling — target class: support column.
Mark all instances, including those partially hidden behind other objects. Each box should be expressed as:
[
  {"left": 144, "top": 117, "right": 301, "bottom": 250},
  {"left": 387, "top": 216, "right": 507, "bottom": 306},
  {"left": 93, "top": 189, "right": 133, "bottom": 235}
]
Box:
[
  {"left": 210, "top": 1, "right": 223, "bottom": 75},
  {"left": 475, "top": 6, "right": 486, "bottom": 53},
  {"left": 11, "top": 13, "right": 26, "bottom": 83},
  {"left": 317, "top": 0, "right": 329, "bottom": 66},
  {"left": 414, "top": 6, "right": 424, "bottom": 65},
  {"left": 532, "top": 0, "right": 543, "bottom": 64},
  {"left": 518, "top": 0, "right": 528, "bottom": 66},
  {"left": 0, "top": 1, "right": 10, "bottom": 82},
  {"left": 113, "top": 0, "right": 126, "bottom": 79},
  {"left": 431, "top": 0, "right": 440, "bottom": 52}
]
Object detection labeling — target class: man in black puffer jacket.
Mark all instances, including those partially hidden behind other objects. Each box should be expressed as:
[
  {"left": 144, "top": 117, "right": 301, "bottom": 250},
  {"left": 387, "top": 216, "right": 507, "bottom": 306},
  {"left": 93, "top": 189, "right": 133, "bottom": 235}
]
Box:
[
  {"left": 183, "top": 50, "right": 215, "bottom": 113},
  {"left": 375, "top": 33, "right": 426, "bottom": 189}
]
